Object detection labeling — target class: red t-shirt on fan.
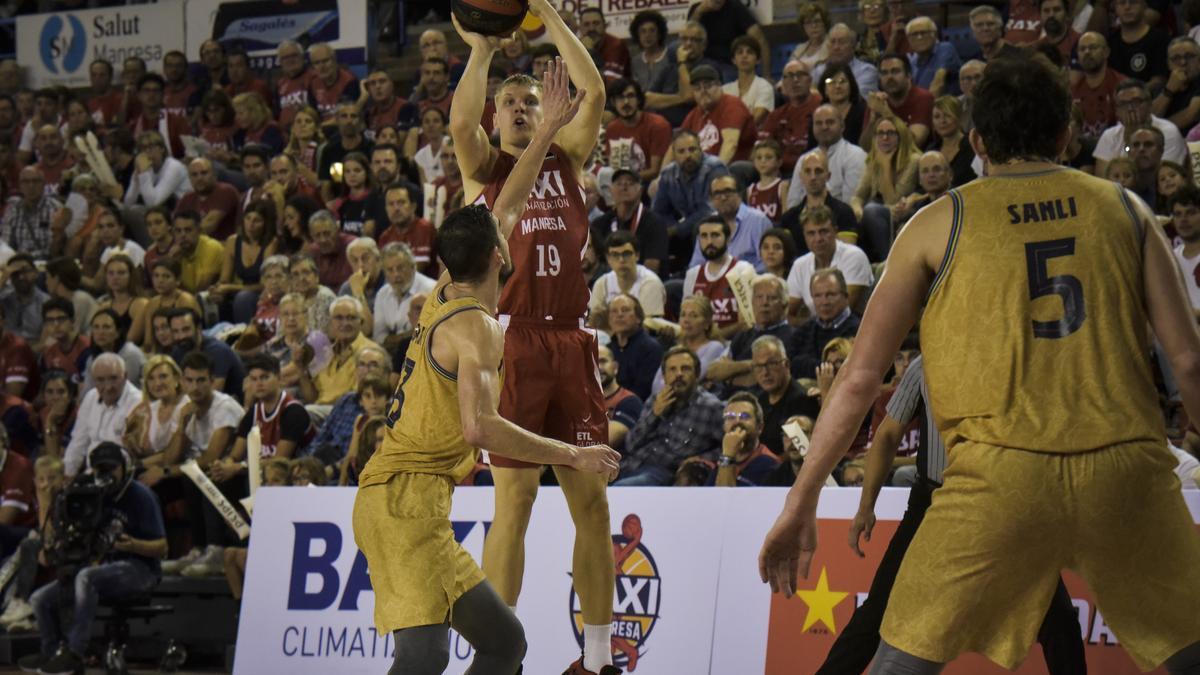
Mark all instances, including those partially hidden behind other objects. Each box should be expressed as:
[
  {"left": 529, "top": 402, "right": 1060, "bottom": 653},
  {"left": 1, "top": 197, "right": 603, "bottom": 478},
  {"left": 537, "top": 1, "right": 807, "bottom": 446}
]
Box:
[
  {"left": 747, "top": 178, "right": 783, "bottom": 223},
  {"left": 476, "top": 143, "right": 591, "bottom": 322},
  {"left": 605, "top": 112, "right": 672, "bottom": 176},
  {"left": 277, "top": 69, "right": 315, "bottom": 129},
  {"left": 310, "top": 68, "right": 359, "bottom": 123},
  {"left": 681, "top": 94, "right": 757, "bottom": 162}
]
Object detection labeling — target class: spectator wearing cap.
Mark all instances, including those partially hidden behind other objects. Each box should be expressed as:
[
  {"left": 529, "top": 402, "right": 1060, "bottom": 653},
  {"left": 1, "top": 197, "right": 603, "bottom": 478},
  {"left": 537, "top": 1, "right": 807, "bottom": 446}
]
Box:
[
  {"left": 579, "top": 7, "right": 631, "bottom": 83},
  {"left": 1095, "top": 80, "right": 1187, "bottom": 176},
  {"left": 606, "top": 79, "right": 673, "bottom": 183},
  {"left": 651, "top": 129, "right": 730, "bottom": 271},
  {"left": 687, "top": 0, "right": 771, "bottom": 82},
  {"left": 680, "top": 64, "right": 757, "bottom": 165},
  {"left": 760, "top": 61, "right": 823, "bottom": 177},
  {"left": 591, "top": 168, "right": 669, "bottom": 273},
  {"left": 588, "top": 231, "right": 666, "bottom": 332},
  {"left": 813, "top": 24, "right": 880, "bottom": 96},
  {"left": 688, "top": 174, "right": 769, "bottom": 269},
  {"left": 906, "top": 18, "right": 961, "bottom": 97},
  {"left": 868, "top": 53, "right": 934, "bottom": 147},
  {"left": 62, "top": 354, "right": 142, "bottom": 476}
]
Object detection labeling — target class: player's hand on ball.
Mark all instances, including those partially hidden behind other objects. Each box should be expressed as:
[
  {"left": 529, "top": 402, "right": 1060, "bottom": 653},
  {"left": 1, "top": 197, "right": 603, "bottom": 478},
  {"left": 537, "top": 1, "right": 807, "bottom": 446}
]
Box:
[
  {"left": 758, "top": 510, "right": 817, "bottom": 597},
  {"left": 541, "top": 57, "right": 585, "bottom": 132},
  {"left": 450, "top": 15, "right": 503, "bottom": 52},
  {"left": 571, "top": 443, "right": 621, "bottom": 481}
]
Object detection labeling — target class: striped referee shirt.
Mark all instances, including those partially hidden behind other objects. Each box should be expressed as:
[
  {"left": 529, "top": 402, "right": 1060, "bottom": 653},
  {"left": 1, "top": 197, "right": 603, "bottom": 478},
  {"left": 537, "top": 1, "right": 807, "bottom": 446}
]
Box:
[{"left": 884, "top": 355, "right": 947, "bottom": 484}]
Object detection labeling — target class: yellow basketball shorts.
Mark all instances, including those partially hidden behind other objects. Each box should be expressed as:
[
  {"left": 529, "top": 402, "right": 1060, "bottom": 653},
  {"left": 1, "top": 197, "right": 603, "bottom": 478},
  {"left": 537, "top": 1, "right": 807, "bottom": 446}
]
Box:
[
  {"left": 880, "top": 440, "right": 1200, "bottom": 671},
  {"left": 352, "top": 472, "right": 486, "bottom": 633}
]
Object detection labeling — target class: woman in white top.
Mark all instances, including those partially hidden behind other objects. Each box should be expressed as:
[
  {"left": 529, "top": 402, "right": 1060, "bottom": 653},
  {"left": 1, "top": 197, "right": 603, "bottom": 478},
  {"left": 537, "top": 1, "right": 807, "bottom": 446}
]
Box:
[
  {"left": 651, "top": 296, "right": 726, "bottom": 395},
  {"left": 723, "top": 36, "right": 776, "bottom": 125},
  {"left": 123, "top": 130, "right": 192, "bottom": 208},
  {"left": 792, "top": 4, "right": 832, "bottom": 71},
  {"left": 405, "top": 107, "right": 447, "bottom": 185},
  {"left": 124, "top": 354, "right": 188, "bottom": 460}
]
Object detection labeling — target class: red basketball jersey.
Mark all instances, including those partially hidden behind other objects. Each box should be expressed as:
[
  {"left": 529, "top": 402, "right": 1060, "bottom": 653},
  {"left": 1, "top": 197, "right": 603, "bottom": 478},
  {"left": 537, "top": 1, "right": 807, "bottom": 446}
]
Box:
[
  {"left": 277, "top": 70, "right": 315, "bottom": 128},
  {"left": 310, "top": 69, "right": 357, "bottom": 123},
  {"left": 747, "top": 178, "right": 783, "bottom": 222},
  {"left": 685, "top": 256, "right": 748, "bottom": 327},
  {"left": 253, "top": 391, "right": 312, "bottom": 458},
  {"left": 476, "top": 144, "right": 591, "bottom": 322}
]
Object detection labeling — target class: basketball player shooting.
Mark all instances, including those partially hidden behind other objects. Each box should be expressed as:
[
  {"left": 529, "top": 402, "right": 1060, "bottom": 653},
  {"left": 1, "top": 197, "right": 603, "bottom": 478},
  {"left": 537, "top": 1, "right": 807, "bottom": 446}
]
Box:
[
  {"left": 353, "top": 59, "right": 621, "bottom": 675},
  {"left": 450, "top": 3, "right": 620, "bottom": 674},
  {"left": 759, "top": 57, "right": 1200, "bottom": 674}
]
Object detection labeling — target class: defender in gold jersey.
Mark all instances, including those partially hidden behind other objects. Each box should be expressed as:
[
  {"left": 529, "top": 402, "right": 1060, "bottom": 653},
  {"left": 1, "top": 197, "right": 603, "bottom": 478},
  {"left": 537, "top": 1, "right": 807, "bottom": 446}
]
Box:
[
  {"left": 353, "top": 61, "right": 620, "bottom": 675},
  {"left": 760, "top": 57, "right": 1200, "bottom": 673}
]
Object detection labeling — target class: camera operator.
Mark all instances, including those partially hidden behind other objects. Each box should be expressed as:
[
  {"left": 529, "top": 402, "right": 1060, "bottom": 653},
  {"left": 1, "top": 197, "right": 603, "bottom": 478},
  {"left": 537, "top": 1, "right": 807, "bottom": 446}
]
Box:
[{"left": 20, "top": 442, "right": 166, "bottom": 674}]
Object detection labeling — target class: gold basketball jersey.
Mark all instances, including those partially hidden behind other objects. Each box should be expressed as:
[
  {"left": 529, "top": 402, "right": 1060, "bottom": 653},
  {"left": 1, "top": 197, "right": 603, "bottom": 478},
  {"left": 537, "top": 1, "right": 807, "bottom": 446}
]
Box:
[
  {"left": 921, "top": 167, "right": 1164, "bottom": 454},
  {"left": 358, "top": 286, "right": 490, "bottom": 485}
]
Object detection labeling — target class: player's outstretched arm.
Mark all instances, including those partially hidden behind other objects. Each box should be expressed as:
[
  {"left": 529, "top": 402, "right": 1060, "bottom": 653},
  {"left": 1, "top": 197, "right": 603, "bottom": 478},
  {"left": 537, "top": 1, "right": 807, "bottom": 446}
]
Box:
[
  {"left": 527, "top": 0, "right": 605, "bottom": 168},
  {"left": 1135, "top": 193, "right": 1200, "bottom": 427},
  {"left": 449, "top": 16, "right": 501, "bottom": 187},
  {"left": 492, "top": 57, "right": 584, "bottom": 238},
  {"left": 448, "top": 312, "right": 621, "bottom": 479},
  {"left": 759, "top": 197, "right": 945, "bottom": 598}
]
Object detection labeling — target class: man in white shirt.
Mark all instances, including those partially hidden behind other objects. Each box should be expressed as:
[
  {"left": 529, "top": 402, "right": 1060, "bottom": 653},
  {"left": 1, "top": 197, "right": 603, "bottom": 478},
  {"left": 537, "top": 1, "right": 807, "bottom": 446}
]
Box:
[
  {"left": 588, "top": 230, "right": 666, "bottom": 330},
  {"left": 1094, "top": 80, "right": 1187, "bottom": 176},
  {"left": 785, "top": 104, "right": 867, "bottom": 209},
  {"left": 786, "top": 205, "right": 873, "bottom": 320},
  {"left": 122, "top": 130, "right": 192, "bottom": 209},
  {"left": 63, "top": 353, "right": 142, "bottom": 476},
  {"left": 372, "top": 242, "right": 435, "bottom": 353}
]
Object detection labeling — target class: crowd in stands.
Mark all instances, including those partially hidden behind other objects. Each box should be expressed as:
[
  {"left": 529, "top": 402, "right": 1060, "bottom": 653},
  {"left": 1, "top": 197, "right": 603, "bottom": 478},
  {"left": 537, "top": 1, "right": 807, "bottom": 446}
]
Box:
[{"left": 0, "top": 0, "right": 1197, "bottom": 667}]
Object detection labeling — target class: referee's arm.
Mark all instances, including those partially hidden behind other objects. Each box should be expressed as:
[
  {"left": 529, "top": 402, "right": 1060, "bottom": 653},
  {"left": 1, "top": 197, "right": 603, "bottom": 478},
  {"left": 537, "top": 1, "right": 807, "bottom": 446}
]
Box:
[{"left": 850, "top": 414, "right": 902, "bottom": 557}]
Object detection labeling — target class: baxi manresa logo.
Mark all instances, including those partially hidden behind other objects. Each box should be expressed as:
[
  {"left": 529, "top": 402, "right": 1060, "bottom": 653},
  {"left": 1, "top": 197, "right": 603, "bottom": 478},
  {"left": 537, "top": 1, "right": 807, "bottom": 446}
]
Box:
[
  {"left": 568, "top": 514, "right": 661, "bottom": 671},
  {"left": 40, "top": 14, "right": 87, "bottom": 75}
]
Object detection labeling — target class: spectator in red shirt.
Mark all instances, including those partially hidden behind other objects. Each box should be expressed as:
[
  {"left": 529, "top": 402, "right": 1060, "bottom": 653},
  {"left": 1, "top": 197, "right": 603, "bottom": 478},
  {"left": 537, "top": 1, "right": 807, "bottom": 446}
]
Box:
[
  {"left": 411, "top": 57, "right": 453, "bottom": 118},
  {"left": 118, "top": 56, "right": 146, "bottom": 127},
  {"left": 270, "top": 154, "right": 321, "bottom": 207},
  {"left": 0, "top": 303, "right": 37, "bottom": 399},
  {"left": 161, "top": 51, "right": 200, "bottom": 120},
  {"left": 1072, "top": 32, "right": 1126, "bottom": 140},
  {"left": 1005, "top": 0, "right": 1043, "bottom": 44},
  {"left": 232, "top": 92, "right": 284, "bottom": 156},
  {"left": 579, "top": 7, "right": 631, "bottom": 83},
  {"left": 32, "top": 125, "right": 74, "bottom": 197},
  {"left": 417, "top": 28, "right": 466, "bottom": 88},
  {"left": 225, "top": 48, "right": 273, "bottom": 104},
  {"left": 761, "top": 60, "right": 823, "bottom": 176},
  {"left": 128, "top": 74, "right": 188, "bottom": 158},
  {"left": 306, "top": 210, "right": 354, "bottom": 288},
  {"left": 308, "top": 43, "right": 361, "bottom": 128},
  {"left": 681, "top": 65, "right": 757, "bottom": 165},
  {"left": 606, "top": 79, "right": 672, "bottom": 182},
  {"left": 1039, "top": 0, "right": 1081, "bottom": 66},
  {"left": 37, "top": 298, "right": 89, "bottom": 380},
  {"left": 176, "top": 158, "right": 241, "bottom": 240},
  {"left": 361, "top": 69, "right": 419, "bottom": 140},
  {"left": 868, "top": 53, "right": 934, "bottom": 148},
  {"left": 87, "top": 59, "right": 124, "bottom": 128},
  {"left": 198, "top": 90, "right": 238, "bottom": 165},
  {"left": 378, "top": 183, "right": 436, "bottom": 275},
  {"left": 0, "top": 424, "right": 37, "bottom": 550},
  {"left": 275, "top": 40, "right": 315, "bottom": 130}
]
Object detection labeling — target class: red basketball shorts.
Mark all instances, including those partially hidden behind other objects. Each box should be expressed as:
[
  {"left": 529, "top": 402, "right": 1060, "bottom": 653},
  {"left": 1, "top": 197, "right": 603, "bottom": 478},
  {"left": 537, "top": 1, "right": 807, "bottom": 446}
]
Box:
[{"left": 492, "top": 317, "right": 608, "bottom": 469}]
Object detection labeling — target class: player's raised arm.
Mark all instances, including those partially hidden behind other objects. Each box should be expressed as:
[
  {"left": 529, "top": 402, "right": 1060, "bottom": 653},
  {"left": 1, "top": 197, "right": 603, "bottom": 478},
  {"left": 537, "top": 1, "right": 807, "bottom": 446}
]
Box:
[
  {"left": 449, "top": 311, "right": 620, "bottom": 478},
  {"left": 758, "top": 197, "right": 945, "bottom": 597},
  {"left": 449, "top": 16, "right": 502, "bottom": 185},
  {"left": 492, "top": 58, "right": 584, "bottom": 238},
  {"left": 527, "top": 0, "right": 605, "bottom": 168}
]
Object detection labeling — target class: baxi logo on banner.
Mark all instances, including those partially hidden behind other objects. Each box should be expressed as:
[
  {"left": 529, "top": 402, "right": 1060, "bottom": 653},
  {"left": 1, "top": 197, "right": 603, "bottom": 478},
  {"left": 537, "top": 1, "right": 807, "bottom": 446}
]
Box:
[
  {"left": 569, "top": 514, "right": 662, "bottom": 671},
  {"left": 18, "top": 5, "right": 180, "bottom": 88}
]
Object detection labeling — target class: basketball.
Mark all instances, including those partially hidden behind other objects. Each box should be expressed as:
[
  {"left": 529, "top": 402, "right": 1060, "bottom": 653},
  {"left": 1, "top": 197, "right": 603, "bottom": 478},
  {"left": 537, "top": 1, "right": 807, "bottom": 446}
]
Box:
[{"left": 451, "top": 0, "right": 529, "bottom": 37}]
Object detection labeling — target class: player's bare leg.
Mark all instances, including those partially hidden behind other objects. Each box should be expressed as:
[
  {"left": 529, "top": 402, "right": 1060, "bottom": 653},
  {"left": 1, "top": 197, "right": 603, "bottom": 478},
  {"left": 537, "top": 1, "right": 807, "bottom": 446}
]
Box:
[
  {"left": 481, "top": 466, "right": 542, "bottom": 606},
  {"left": 554, "top": 465, "right": 616, "bottom": 672}
]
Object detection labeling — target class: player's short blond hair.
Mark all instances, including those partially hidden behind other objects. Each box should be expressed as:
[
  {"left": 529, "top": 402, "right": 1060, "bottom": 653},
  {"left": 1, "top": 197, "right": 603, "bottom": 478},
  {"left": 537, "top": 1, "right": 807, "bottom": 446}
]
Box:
[{"left": 495, "top": 73, "right": 542, "bottom": 104}]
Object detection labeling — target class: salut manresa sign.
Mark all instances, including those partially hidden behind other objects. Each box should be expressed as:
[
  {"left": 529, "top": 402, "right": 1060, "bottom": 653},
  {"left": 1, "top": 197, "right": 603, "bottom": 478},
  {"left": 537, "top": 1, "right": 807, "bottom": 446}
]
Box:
[{"left": 18, "top": 5, "right": 180, "bottom": 88}]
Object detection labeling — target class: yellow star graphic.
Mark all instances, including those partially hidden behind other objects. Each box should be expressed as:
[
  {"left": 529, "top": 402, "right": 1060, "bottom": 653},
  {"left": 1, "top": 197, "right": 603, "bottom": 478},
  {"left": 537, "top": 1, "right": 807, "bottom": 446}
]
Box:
[{"left": 795, "top": 567, "right": 849, "bottom": 632}]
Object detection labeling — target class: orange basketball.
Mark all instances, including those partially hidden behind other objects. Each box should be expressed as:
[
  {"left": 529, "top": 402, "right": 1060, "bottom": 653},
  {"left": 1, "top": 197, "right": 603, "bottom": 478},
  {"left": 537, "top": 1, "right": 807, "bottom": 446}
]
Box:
[{"left": 452, "top": 0, "right": 529, "bottom": 37}]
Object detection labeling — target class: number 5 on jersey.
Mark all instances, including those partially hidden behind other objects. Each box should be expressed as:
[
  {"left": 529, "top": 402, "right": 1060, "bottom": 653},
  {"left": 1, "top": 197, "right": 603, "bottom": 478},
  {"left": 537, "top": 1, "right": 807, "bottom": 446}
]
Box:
[{"left": 1025, "top": 238, "right": 1087, "bottom": 339}]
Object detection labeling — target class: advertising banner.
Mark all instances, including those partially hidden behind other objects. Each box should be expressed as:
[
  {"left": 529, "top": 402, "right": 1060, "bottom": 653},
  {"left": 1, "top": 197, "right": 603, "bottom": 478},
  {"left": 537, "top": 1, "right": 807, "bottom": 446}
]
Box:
[
  {"left": 237, "top": 487, "right": 1200, "bottom": 674},
  {"left": 16, "top": 4, "right": 182, "bottom": 89},
  {"left": 534, "top": 0, "right": 773, "bottom": 40},
  {"left": 184, "top": 0, "right": 367, "bottom": 72}
]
